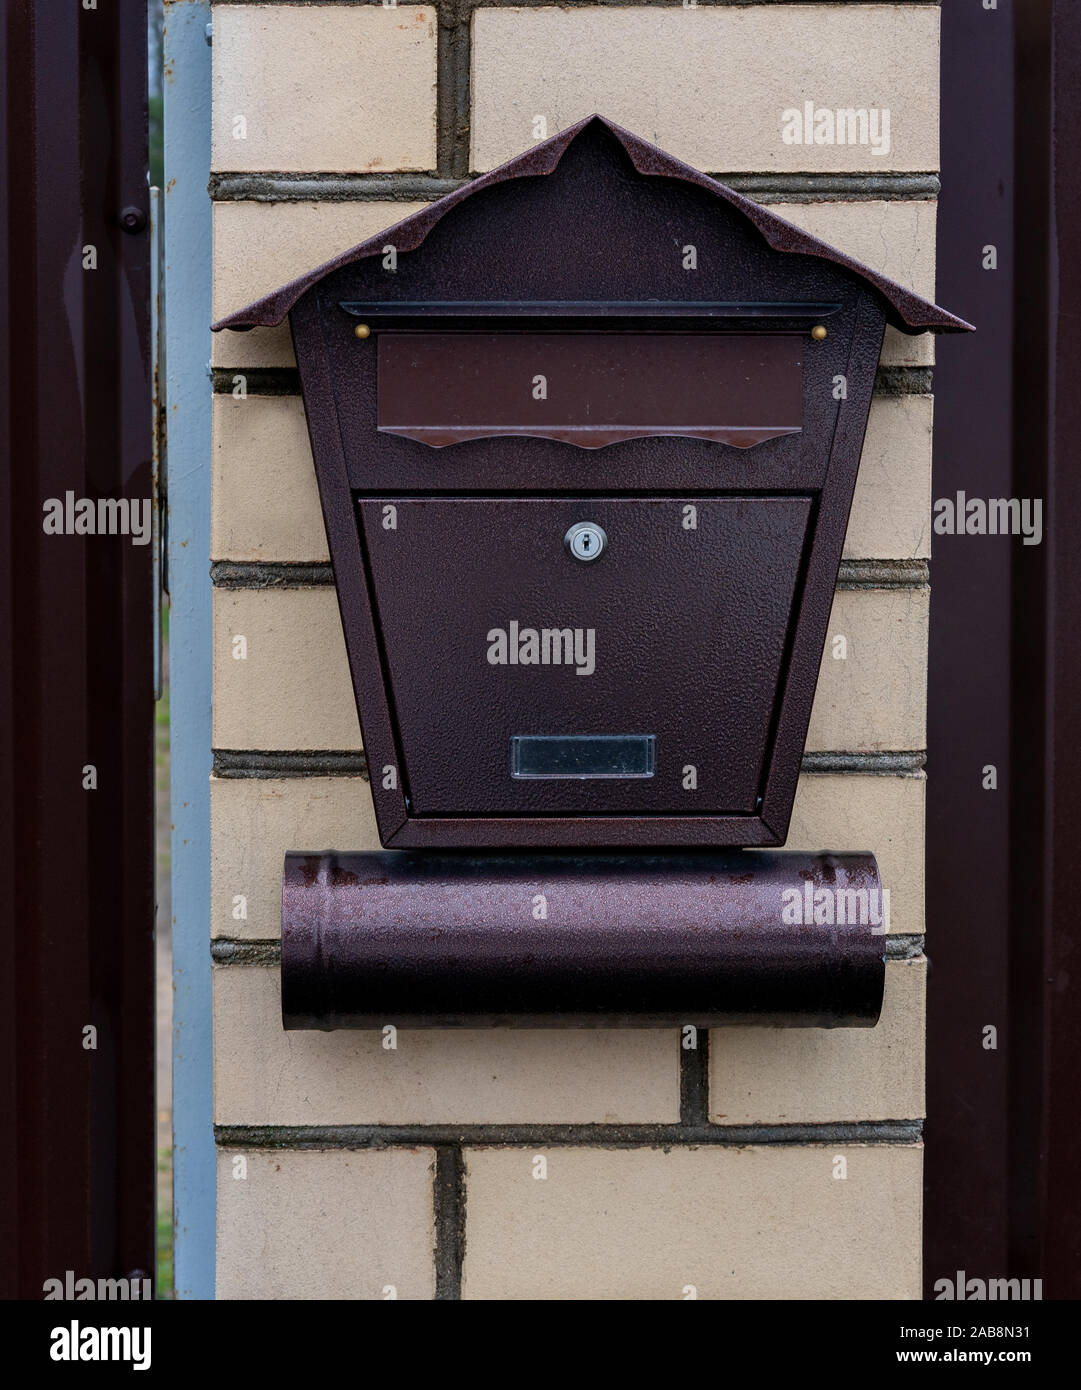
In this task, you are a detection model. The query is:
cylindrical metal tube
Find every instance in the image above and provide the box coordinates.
[281,850,886,1029]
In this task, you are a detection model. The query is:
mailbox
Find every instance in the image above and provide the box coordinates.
[216,115,969,852]
[214,116,970,1027]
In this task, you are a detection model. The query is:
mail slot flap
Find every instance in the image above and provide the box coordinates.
[377,332,803,449]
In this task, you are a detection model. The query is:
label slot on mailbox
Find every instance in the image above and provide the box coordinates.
[512,734,656,780]
[377,332,803,449]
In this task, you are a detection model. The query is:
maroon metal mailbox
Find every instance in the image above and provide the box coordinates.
[214,115,971,852]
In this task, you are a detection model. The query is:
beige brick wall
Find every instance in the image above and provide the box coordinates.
[211,6,437,172]
[209,0,939,1301]
[213,966,680,1126]
[807,587,930,753]
[212,200,430,369]
[210,960,921,1130]
[470,7,939,174]
[216,1148,437,1299]
[710,959,926,1125]
[461,1145,922,1300]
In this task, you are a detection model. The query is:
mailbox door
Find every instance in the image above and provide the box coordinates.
[357,495,811,818]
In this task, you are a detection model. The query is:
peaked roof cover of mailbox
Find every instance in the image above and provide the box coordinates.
[212,115,973,336]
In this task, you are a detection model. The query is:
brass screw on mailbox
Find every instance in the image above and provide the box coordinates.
[211,115,973,1031]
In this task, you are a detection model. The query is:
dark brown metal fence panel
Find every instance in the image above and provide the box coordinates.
[930,0,1081,1299]
[926,0,1015,1293]
[0,0,153,1297]
[1011,0,1081,1299]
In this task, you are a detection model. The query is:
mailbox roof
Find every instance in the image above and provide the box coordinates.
[212,115,974,336]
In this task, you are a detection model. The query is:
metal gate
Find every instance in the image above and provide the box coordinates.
[0,0,154,1296]
[929,0,1081,1298]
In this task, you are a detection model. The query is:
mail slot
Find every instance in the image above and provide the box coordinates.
[214,115,970,853]
[375,332,803,448]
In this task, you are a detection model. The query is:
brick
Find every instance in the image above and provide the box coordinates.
[212,589,361,751]
[212,394,328,563]
[786,772,925,935]
[213,966,679,1125]
[211,200,430,368]
[844,396,933,561]
[211,5,436,173]
[212,586,926,754]
[215,1148,435,1299]
[461,1144,922,1299]
[471,7,939,174]
[213,322,294,373]
[774,200,937,309]
[710,959,926,1125]
[806,587,928,752]
[209,390,930,564]
[210,775,377,940]
[882,327,932,371]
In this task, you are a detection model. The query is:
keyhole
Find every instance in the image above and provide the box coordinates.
[565,521,607,563]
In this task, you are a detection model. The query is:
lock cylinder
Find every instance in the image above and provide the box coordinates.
[565,521,607,561]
